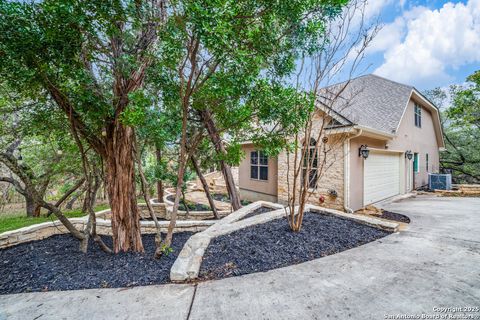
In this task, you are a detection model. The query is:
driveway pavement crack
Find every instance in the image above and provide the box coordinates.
[186,283,198,320]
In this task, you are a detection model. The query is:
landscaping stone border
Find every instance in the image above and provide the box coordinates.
[161,197,231,220]
[170,202,399,281]
[0,209,215,249]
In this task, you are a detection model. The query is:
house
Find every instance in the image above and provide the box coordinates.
[238,74,445,212]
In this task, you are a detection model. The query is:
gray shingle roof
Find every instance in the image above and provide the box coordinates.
[318,74,414,135]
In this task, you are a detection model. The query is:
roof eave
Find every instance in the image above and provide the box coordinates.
[354,125,396,139]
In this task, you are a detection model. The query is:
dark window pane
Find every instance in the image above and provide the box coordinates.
[259,151,268,165]
[259,166,268,180]
[303,148,318,168]
[250,151,258,164]
[309,169,318,188]
[250,165,258,179]
[311,149,318,168]
[414,105,422,128]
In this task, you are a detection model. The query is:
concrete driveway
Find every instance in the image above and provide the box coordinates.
[1,195,479,320]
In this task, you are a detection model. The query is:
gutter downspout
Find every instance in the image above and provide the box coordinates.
[344,128,363,213]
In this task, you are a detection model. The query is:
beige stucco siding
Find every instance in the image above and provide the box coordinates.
[348,98,440,211]
[238,144,278,201]
[349,136,388,211]
[389,99,440,187]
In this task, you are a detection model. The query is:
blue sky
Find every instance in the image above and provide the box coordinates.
[358,0,480,90]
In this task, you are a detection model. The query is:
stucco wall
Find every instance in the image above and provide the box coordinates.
[348,97,440,211]
[389,98,440,187]
[349,136,388,211]
[238,144,278,201]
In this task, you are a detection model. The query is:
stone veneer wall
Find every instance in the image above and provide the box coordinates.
[0,209,215,249]
[276,112,346,211]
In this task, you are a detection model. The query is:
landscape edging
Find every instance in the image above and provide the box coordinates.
[170,202,399,281]
[0,209,216,249]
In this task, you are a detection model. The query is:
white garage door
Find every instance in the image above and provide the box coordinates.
[364,152,401,205]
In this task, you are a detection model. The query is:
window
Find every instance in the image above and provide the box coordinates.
[413,153,419,173]
[302,138,319,189]
[426,153,429,172]
[250,150,268,181]
[414,104,422,128]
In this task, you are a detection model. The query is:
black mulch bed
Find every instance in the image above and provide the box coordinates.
[376,210,411,223]
[240,206,274,220]
[199,212,391,280]
[0,233,193,295]
[212,193,252,206]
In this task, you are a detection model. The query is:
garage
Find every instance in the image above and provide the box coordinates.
[363,151,401,205]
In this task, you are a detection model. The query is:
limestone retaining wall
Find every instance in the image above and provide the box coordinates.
[0,209,215,249]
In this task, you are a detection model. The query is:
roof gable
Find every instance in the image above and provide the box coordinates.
[318,74,413,134]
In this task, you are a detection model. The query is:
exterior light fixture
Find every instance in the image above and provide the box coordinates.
[359,145,369,159]
[405,150,413,160]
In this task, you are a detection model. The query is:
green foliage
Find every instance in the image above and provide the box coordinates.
[447,71,480,128]
[160,244,173,256]
[426,70,480,183]
[0,203,110,234]
[0,0,348,214]
[153,0,347,165]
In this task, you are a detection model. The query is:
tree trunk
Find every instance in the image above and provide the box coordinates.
[181,189,190,215]
[47,178,85,216]
[156,147,164,203]
[105,123,144,253]
[199,109,241,210]
[191,155,219,219]
[26,195,41,217]
[65,186,86,209]
[81,192,89,213]
[135,137,163,258]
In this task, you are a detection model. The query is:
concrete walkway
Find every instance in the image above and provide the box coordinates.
[1,195,479,320]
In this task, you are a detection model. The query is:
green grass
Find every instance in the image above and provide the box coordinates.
[0,204,110,234]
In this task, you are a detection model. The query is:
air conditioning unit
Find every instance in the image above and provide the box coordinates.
[428,173,452,190]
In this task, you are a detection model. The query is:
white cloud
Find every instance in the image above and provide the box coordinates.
[363,0,394,21]
[373,0,480,87]
[367,16,406,53]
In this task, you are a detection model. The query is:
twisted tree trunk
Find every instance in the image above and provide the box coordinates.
[105,123,144,253]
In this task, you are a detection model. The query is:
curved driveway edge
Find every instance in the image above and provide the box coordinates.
[189,196,480,319]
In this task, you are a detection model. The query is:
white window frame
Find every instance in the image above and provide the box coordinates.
[302,138,319,189]
[414,104,422,128]
[250,150,268,181]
